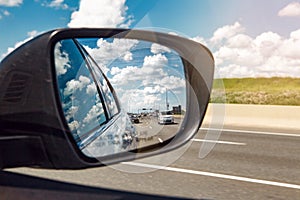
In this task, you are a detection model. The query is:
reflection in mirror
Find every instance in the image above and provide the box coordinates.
[54,37,186,158]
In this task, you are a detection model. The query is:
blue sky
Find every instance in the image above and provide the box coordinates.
[1,0,300,78]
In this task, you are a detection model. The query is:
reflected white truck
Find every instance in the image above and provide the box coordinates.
[158,111,174,124]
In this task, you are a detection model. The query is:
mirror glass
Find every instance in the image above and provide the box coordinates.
[54,37,186,158]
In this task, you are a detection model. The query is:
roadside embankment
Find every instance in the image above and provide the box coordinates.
[202,104,300,131]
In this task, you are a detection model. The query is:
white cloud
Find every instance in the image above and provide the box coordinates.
[227,34,253,49]
[3,10,10,16]
[110,65,140,85]
[110,53,186,111]
[110,53,168,86]
[154,76,185,91]
[1,36,33,60]
[278,2,300,17]
[119,88,162,112]
[1,30,42,60]
[84,38,139,74]
[83,102,104,124]
[207,22,300,78]
[86,83,97,96]
[279,29,300,59]
[54,42,71,76]
[0,0,22,7]
[44,0,69,10]
[68,120,80,132]
[123,52,133,61]
[143,53,168,68]
[68,0,131,28]
[151,43,171,54]
[65,106,79,121]
[64,76,91,96]
[254,32,282,58]
[27,30,38,37]
[192,36,207,46]
[211,22,245,44]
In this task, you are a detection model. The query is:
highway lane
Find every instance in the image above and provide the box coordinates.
[184,128,300,185]
[6,126,300,199]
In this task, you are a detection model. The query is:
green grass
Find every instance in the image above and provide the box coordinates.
[210,77,300,106]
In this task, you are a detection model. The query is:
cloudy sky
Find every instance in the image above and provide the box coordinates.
[0,0,300,78]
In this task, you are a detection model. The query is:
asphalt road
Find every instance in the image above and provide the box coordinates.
[6,125,300,200]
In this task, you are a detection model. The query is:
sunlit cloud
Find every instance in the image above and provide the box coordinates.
[210,22,245,44]
[27,30,38,37]
[150,43,171,54]
[83,102,104,124]
[110,53,168,86]
[278,2,300,17]
[3,10,10,16]
[206,22,300,78]
[54,42,71,75]
[64,75,91,96]
[68,120,80,132]
[1,30,40,60]
[68,0,132,28]
[0,0,22,7]
[192,36,207,46]
[86,83,97,96]
[84,38,139,75]
[0,36,33,60]
[43,0,69,10]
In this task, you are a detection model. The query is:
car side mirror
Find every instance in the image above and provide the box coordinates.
[0,29,214,169]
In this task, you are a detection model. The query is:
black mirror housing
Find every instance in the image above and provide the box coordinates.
[0,28,214,169]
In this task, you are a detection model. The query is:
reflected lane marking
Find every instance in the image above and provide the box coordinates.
[200,128,300,137]
[122,162,300,190]
[192,139,246,146]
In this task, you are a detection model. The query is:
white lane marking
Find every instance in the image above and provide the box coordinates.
[200,128,300,138]
[122,162,300,190]
[192,139,246,146]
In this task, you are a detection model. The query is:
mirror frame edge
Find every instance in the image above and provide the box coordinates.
[49,28,215,168]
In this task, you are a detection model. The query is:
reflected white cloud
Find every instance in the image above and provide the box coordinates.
[110,53,169,87]
[64,75,91,96]
[86,83,97,96]
[151,43,171,54]
[84,38,139,75]
[68,120,80,132]
[153,76,185,93]
[66,106,79,121]
[54,42,71,75]
[83,102,104,124]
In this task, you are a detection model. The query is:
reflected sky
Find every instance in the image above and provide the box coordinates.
[78,38,187,114]
[54,37,187,155]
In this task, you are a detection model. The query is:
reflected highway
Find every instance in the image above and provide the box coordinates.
[134,115,183,147]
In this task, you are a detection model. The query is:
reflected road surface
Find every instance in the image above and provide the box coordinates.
[134,115,183,147]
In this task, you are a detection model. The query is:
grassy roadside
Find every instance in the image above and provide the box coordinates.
[210,77,300,106]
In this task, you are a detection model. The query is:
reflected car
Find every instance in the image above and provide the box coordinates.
[158,111,174,124]
[129,114,140,124]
